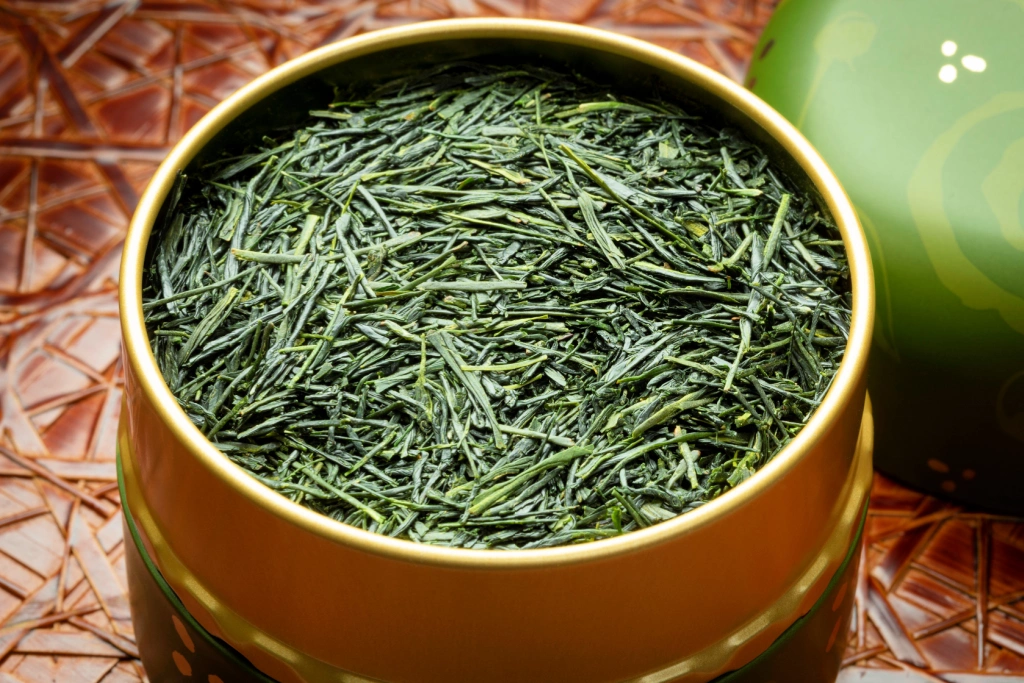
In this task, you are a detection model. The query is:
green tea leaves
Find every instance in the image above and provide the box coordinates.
[143,63,851,549]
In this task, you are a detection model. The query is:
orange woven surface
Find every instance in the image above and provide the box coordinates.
[0,1,1021,681]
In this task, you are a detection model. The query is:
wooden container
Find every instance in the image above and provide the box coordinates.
[118,19,875,683]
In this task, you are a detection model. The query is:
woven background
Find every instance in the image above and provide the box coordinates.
[0,1,1022,681]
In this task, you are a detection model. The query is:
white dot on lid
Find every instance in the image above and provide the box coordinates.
[941,40,958,57]
[962,55,987,72]
[939,64,958,83]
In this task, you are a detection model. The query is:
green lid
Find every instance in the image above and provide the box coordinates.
[748,0,1024,513]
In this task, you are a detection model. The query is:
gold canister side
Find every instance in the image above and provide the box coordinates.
[120,398,873,683]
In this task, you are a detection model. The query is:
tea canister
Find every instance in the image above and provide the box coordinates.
[118,19,876,683]
[747,0,1024,513]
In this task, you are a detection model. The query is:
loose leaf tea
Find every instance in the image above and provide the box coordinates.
[143,63,852,549]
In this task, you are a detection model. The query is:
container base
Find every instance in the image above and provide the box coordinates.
[120,453,866,683]
[712,504,864,682]
[122,470,276,682]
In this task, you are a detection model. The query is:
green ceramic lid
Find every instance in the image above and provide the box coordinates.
[748,0,1024,513]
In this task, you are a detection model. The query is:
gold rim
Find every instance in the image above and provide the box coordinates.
[119,17,874,569]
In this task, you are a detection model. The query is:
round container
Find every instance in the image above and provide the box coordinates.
[746,0,1024,514]
[118,19,875,683]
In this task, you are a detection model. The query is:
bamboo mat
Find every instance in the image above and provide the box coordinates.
[0,1,1022,681]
